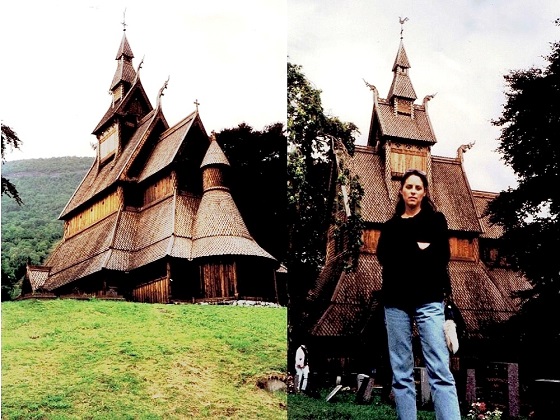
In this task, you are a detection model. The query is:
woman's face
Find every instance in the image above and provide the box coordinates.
[400,174,426,211]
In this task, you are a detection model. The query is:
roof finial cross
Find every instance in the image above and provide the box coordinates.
[194,99,200,111]
[399,16,409,39]
[121,8,127,32]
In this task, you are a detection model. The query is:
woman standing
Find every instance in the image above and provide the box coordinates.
[376,169,461,420]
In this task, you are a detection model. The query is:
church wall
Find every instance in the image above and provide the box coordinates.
[200,258,238,299]
[64,189,121,238]
[132,276,170,303]
[389,144,428,176]
[143,173,175,207]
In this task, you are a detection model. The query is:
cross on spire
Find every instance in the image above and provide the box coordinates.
[121,8,127,31]
[194,99,200,111]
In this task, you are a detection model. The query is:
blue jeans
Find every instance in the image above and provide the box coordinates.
[385,302,461,420]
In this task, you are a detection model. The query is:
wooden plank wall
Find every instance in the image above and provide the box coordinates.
[65,190,121,237]
[201,261,237,298]
[143,175,175,206]
[132,277,170,303]
[390,146,427,175]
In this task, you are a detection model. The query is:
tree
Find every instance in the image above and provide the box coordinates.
[1,123,23,205]
[287,62,364,343]
[488,19,560,379]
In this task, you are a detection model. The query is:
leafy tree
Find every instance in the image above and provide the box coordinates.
[287,62,364,344]
[488,19,560,379]
[1,123,23,205]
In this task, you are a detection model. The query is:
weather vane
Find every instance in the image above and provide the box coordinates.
[399,16,409,39]
[121,8,127,31]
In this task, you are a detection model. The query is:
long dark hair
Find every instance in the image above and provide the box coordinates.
[394,169,437,215]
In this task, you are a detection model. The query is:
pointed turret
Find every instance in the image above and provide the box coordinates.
[387,39,417,103]
[109,30,136,102]
[192,135,275,261]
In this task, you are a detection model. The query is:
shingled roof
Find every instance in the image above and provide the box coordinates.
[472,190,504,239]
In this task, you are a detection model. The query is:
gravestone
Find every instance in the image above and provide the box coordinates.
[483,362,519,418]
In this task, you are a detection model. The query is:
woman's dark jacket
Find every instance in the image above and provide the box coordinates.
[376,208,451,309]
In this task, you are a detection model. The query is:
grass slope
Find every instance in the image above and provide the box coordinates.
[1,300,287,419]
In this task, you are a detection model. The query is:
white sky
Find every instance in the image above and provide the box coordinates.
[288,0,560,192]
[2,2,560,194]
[1,0,286,161]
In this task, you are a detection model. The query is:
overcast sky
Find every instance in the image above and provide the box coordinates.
[1,0,286,161]
[288,0,560,192]
[2,1,560,194]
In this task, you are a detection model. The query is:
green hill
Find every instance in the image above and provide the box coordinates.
[1,299,287,419]
[1,157,94,281]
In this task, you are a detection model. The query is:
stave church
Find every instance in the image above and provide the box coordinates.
[23,25,279,304]
[303,26,531,375]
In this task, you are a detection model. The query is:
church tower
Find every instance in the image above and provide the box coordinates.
[366,20,437,197]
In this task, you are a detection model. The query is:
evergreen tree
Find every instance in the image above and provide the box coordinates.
[488,19,560,379]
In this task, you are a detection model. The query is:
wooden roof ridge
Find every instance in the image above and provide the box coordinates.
[118,106,167,181]
[472,190,499,199]
[160,109,198,139]
[57,158,98,220]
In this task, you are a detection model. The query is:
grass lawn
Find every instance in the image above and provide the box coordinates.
[287,389,441,419]
[1,299,287,419]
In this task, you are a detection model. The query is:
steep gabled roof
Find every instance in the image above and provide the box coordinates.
[431,156,481,233]
[60,109,161,218]
[92,77,153,135]
[137,111,205,182]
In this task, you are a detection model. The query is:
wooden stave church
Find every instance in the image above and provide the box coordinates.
[23,28,279,304]
[303,33,532,375]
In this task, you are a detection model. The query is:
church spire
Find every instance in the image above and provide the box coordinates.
[387,17,417,102]
[109,14,136,98]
